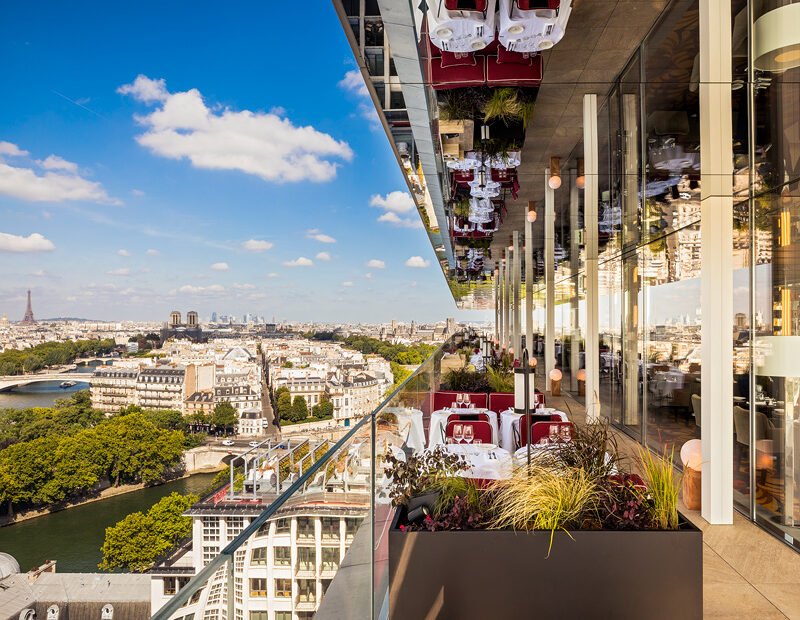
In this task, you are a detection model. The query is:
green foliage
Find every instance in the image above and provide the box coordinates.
[290,396,309,421]
[338,335,437,366]
[99,492,198,572]
[0,409,185,515]
[637,445,679,530]
[390,361,411,390]
[311,397,334,420]
[384,446,467,507]
[0,390,102,447]
[441,367,490,393]
[0,339,115,375]
[281,361,294,368]
[486,367,514,393]
[276,391,293,422]
[211,402,238,432]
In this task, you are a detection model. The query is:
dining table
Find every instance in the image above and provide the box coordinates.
[428,408,499,448]
[443,443,513,480]
[383,407,426,453]
[498,408,569,451]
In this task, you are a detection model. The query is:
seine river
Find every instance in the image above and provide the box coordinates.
[0,374,216,572]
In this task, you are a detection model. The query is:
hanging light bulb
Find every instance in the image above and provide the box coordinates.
[575,158,585,189]
[527,201,537,223]
[548,157,562,189]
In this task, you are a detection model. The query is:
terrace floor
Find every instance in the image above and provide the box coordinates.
[551,391,800,619]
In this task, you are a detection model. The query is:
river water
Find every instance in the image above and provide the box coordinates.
[0,368,216,573]
[0,472,216,572]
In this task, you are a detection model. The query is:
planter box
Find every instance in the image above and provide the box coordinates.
[388,509,702,619]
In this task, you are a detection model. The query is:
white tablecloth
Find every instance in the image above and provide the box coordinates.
[444,443,513,480]
[428,408,499,448]
[384,407,426,453]
[499,408,568,451]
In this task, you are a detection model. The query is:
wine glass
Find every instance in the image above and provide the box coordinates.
[464,426,474,445]
[549,424,559,443]
[560,425,572,442]
[453,424,464,443]
[456,393,464,407]
[464,393,472,407]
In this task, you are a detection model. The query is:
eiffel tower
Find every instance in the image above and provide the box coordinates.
[21,289,36,325]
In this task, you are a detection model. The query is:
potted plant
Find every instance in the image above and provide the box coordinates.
[385,423,702,619]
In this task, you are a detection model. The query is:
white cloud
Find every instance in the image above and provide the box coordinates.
[242,239,273,252]
[119,75,353,183]
[366,259,385,269]
[405,256,430,268]
[342,281,354,287]
[132,189,145,197]
[31,269,47,277]
[377,211,423,228]
[146,248,160,256]
[118,249,130,257]
[233,283,256,290]
[211,262,229,271]
[365,272,373,279]
[177,283,225,296]
[107,267,130,276]
[39,155,78,173]
[117,75,169,103]
[283,257,313,267]
[306,229,336,244]
[0,142,120,205]
[315,251,331,261]
[338,70,370,97]
[267,272,279,278]
[370,191,415,213]
[0,142,28,157]
[0,232,55,253]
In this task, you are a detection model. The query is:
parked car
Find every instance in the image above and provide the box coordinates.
[248,441,261,447]
[221,439,235,446]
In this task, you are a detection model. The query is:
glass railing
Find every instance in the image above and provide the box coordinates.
[150,331,470,620]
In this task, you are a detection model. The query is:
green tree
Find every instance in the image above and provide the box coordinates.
[311,397,334,420]
[290,396,309,422]
[143,409,187,432]
[277,392,293,422]
[281,361,294,368]
[211,402,238,434]
[99,492,198,572]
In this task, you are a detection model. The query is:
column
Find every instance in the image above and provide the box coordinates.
[513,230,522,356]
[700,0,734,524]
[622,93,641,426]
[545,168,555,391]
[569,169,580,392]
[497,260,505,349]
[504,255,512,351]
[525,214,534,356]
[583,94,600,422]
[494,264,500,344]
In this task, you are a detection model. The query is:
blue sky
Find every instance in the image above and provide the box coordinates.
[0,2,485,323]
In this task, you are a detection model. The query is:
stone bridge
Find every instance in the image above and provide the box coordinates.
[0,373,96,392]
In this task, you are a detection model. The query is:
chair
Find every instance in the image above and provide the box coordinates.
[516,414,563,448]
[733,405,773,468]
[691,394,701,428]
[445,420,494,444]
[433,391,461,411]
[488,392,515,413]
[463,392,488,408]
[452,412,491,423]
[531,421,574,445]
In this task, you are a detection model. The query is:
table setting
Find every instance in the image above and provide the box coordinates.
[428,407,499,448]
[498,407,568,451]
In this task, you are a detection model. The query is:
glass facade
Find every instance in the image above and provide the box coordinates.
[526,0,800,550]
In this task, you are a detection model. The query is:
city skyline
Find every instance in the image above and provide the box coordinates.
[0,2,492,324]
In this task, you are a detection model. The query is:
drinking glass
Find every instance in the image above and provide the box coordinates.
[453,424,464,443]
[474,438,482,445]
[549,425,559,443]
[560,425,572,442]
[456,393,464,406]
[464,426,474,444]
